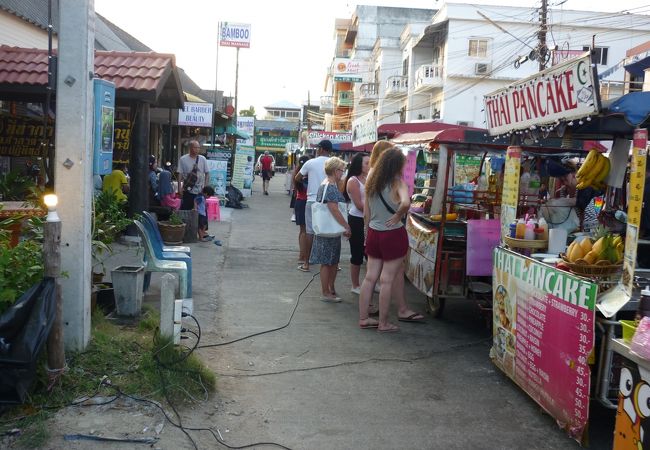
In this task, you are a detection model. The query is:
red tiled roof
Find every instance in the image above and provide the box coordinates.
[0,46,183,106]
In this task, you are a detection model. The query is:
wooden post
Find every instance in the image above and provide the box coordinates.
[44,220,65,376]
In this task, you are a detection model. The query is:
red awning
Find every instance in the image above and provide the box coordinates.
[377,121,482,139]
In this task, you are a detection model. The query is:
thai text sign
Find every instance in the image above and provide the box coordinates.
[484,53,599,135]
[220,22,251,48]
[255,135,295,148]
[0,115,53,157]
[352,110,377,146]
[178,102,213,128]
[333,58,367,83]
[500,146,521,240]
[492,248,597,443]
[112,120,131,163]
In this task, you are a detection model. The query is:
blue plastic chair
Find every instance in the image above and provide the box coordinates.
[134,220,192,298]
[142,211,190,255]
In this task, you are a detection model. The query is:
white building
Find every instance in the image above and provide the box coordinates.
[332,2,650,135]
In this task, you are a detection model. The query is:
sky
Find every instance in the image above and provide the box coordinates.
[94,0,650,118]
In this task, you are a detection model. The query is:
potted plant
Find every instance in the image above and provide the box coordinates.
[157,211,186,245]
[91,190,133,281]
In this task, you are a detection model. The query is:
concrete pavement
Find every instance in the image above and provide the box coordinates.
[105,175,615,449]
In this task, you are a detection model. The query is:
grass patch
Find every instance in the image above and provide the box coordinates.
[0,308,215,448]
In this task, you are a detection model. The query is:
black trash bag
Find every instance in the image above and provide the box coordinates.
[225,185,246,209]
[0,278,56,404]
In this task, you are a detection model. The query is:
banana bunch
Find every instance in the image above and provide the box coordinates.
[565,234,623,265]
[576,149,610,190]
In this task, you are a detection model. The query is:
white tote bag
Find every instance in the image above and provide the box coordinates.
[311,183,347,237]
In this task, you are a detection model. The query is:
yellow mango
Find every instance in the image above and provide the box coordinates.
[570,244,585,262]
[579,238,593,254]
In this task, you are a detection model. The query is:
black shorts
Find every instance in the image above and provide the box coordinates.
[198,214,208,230]
[262,170,272,181]
[294,199,306,226]
[348,214,365,265]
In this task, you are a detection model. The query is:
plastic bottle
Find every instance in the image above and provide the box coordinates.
[509,223,517,238]
[538,217,548,241]
[515,218,526,239]
[529,172,541,197]
[524,220,535,240]
[635,286,650,324]
[520,172,531,204]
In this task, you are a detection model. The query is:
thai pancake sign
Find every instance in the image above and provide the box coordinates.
[484,53,600,136]
[491,248,598,443]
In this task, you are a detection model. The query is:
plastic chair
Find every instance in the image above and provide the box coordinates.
[133,220,188,299]
[141,211,190,255]
[137,219,193,297]
[205,197,221,221]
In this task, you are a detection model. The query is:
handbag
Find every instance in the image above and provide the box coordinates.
[311,183,347,237]
[378,191,406,225]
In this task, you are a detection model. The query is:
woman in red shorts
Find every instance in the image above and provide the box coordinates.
[358,147,424,332]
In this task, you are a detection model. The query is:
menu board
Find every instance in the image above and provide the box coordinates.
[500,146,521,240]
[231,145,255,197]
[492,248,597,443]
[622,130,648,296]
[405,215,439,297]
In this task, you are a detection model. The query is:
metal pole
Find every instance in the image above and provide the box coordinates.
[212,22,221,151]
[45,218,64,380]
[538,0,548,71]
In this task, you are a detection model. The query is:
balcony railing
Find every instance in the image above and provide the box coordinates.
[359,83,378,103]
[320,96,333,112]
[385,76,408,97]
[337,90,353,107]
[414,64,443,91]
[599,79,644,100]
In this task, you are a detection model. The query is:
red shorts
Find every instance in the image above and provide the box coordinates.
[365,227,408,261]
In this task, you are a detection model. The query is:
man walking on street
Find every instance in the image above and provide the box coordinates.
[294,139,331,272]
[178,140,210,210]
[258,150,275,195]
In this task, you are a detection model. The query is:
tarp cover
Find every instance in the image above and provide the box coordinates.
[606,91,650,127]
[0,277,55,404]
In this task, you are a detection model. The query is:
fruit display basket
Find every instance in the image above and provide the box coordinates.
[559,254,623,277]
[504,236,548,250]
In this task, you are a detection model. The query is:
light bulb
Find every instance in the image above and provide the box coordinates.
[44,194,58,208]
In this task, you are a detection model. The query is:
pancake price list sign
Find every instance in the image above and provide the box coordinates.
[491,248,597,443]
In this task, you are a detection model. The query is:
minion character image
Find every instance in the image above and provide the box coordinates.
[614,365,650,450]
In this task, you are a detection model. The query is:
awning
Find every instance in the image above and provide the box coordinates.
[377,121,473,139]
[569,91,650,139]
[624,56,650,77]
[215,125,250,140]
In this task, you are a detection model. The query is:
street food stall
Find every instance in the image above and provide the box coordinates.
[483,52,650,446]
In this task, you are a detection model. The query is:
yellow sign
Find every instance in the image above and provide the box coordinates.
[622,130,648,296]
[500,146,522,240]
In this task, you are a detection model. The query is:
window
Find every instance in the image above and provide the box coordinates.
[583,46,608,65]
[468,39,488,58]
[402,57,409,76]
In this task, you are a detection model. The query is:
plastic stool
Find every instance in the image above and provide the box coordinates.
[206,197,221,221]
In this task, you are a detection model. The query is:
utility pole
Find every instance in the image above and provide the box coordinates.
[212,22,221,151]
[55,0,94,350]
[538,0,548,71]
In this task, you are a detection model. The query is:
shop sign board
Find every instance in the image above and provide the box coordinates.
[352,110,377,147]
[0,115,53,157]
[405,216,439,297]
[237,116,254,146]
[255,135,295,148]
[332,58,367,83]
[492,247,597,443]
[307,131,352,146]
[178,102,213,128]
[500,146,521,241]
[220,22,251,48]
[231,144,255,197]
[206,148,232,197]
[484,53,599,135]
[622,129,648,296]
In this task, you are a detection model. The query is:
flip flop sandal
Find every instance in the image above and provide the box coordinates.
[398,313,426,323]
[297,266,310,272]
[359,319,379,329]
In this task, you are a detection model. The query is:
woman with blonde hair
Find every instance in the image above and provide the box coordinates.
[359,146,424,331]
[309,157,351,302]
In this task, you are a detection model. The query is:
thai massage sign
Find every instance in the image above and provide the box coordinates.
[0,115,53,157]
[220,22,251,48]
[492,248,598,444]
[484,53,599,136]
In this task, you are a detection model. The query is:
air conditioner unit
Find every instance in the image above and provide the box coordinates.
[475,63,491,75]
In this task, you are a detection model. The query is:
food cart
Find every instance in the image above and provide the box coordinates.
[484,52,649,445]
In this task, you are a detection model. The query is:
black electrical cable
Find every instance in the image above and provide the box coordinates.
[198,271,319,349]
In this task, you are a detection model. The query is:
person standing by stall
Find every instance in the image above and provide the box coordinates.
[360,147,424,331]
[294,155,311,269]
[295,140,332,272]
[345,153,370,295]
[308,157,351,302]
[178,140,209,210]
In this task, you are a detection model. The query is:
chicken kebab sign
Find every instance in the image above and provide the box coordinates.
[484,52,600,136]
